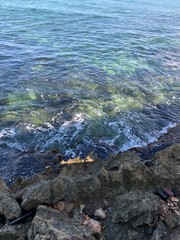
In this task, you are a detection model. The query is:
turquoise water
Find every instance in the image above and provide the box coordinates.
[0,0,180,181]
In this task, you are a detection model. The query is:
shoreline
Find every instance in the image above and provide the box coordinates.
[1,122,180,185]
[0,138,180,239]
[133,123,180,160]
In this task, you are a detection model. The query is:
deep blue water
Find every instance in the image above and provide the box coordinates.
[0,0,180,182]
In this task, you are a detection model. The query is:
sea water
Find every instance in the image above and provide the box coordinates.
[0,0,179,181]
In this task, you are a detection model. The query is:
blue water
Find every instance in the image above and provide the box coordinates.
[0,0,180,182]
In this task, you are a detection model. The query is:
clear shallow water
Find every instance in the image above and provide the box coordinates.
[0,0,180,181]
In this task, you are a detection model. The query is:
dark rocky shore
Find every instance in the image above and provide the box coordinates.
[0,136,180,239]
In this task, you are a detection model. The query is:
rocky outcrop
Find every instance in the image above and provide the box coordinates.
[7,144,179,211]
[0,144,179,239]
[27,205,96,240]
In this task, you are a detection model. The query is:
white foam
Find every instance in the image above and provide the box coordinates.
[40,94,48,103]
[25,124,35,132]
[0,128,16,139]
[25,122,54,132]
[42,113,86,151]
[64,149,76,158]
[120,122,177,152]
[0,114,177,159]
[5,141,26,152]
[37,122,55,131]
[97,119,178,155]
[157,122,177,137]
[61,113,84,127]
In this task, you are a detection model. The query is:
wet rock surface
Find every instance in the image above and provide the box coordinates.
[0,143,179,239]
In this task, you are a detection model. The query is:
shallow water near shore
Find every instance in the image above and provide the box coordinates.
[0,0,180,181]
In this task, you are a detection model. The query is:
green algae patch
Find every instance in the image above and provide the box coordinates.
[111,95,144,111]
[8,91,38,107]
[0,112,17,126]
[21,109,50,126]
[3,92,52,126]
[94,53,149,75]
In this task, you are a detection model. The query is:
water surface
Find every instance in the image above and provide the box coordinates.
[0,0,180,182]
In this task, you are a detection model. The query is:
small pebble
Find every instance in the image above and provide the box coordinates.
[64,202,74,214]
[88,219,102,234]
[167,202,173,207]
[162,187,174,197]
[85,215,90,220]
[174,210,180,216]
[170,197,179,203]
[172,189,180,197]
[80,204,85,212]
[83,204,95,218]
[156,189,168,201]
[83,220,89,226]
[52,204,58,210]
[56,201,65,212]
[94,208,106,220]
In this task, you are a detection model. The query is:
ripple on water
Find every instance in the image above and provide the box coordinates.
[0,0,180,180]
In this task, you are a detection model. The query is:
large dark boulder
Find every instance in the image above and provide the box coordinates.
[112,190,161,227]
